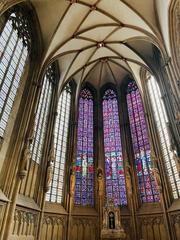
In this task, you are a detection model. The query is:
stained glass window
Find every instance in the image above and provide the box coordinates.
[147,75,180,199]
[30,65,54,164]
[126,81,160,203]
[0,11,30,138]
[75,89,94,206]
[103,89,127,206]
[46,84,71,203]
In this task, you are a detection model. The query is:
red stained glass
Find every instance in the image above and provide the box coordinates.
[126,81,160,203]
[103,89,127,206]
[75,89,94,206]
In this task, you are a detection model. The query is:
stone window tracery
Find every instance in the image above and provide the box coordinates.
[75,88,94,206]
[126,81,160,203]
[147,75,180,199]
[0,10,31,138]
[103,89,127,206]
[30,65,54,164]
[46,83,71,203]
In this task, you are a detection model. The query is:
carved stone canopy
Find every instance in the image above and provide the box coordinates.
[101,207,126,240]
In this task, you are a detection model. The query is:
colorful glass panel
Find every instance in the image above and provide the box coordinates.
[126,81,160,203]
[103,89,127,206]
[75,89,94,206]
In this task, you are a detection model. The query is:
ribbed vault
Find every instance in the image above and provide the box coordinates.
[30,0,167,92]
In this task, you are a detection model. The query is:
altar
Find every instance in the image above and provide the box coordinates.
[101,201,126,240]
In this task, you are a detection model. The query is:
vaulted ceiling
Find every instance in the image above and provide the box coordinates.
[30,0,172,92]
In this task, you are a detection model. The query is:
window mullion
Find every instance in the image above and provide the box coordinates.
[148,78,180,198]
[0,30,19,92]
[0,21,14,62]
[0,43,23,118]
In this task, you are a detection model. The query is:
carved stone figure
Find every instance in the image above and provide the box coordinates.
[49,144,55,163]
[167,124,180,176]
[70,167,76,197]
[19,140,31,179]
[166,123,180,175]
[151,168,162,193]
[172,94,180,121]
[109,212,115,229]
[150,150,158,164]
[45,135,56,192]
[45,159,53,192]
[167,123,177,153]
[70,172,76,196]
[19,116,36,179]
[97,168,104,197]
[102,208,108,228]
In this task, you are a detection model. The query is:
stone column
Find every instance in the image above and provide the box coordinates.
[96,90,105,239]
[67,82,79,240]
[142,73,173,240]
[117,85,138,240]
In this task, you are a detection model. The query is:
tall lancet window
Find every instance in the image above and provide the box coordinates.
[75,89,94,206]
[30,65,54,164]
[147,75,180,199]
[0,11,31,138]
[126,81,160,203]
[46,84,71,203]
[103,89,127,206]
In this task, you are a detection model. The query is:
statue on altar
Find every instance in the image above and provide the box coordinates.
[101,198,126,239]
[109,212,115,229]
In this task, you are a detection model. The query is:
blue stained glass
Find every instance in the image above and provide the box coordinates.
[74,89,94,206]
[103,89,127,206]
[126,81,160,203]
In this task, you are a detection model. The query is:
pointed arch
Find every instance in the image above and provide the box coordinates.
[75,88,94,206]
[102,88,127,206]
[147,75,180,199]
[0,8,31,138]
[46,83,72,203]
[126,80,160,203]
